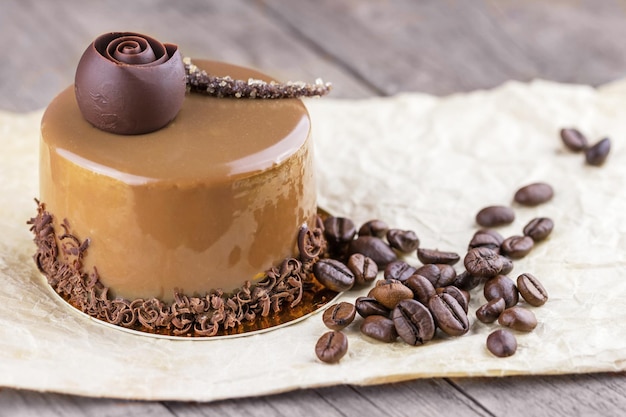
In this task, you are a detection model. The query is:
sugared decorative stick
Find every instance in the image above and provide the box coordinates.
[184,57,332,99]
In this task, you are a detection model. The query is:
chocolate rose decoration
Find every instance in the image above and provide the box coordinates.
[75,32,186,135]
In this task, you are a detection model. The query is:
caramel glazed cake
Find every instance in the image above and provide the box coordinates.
[28,32,335,337]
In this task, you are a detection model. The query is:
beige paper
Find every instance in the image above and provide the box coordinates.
[1,79,625,401]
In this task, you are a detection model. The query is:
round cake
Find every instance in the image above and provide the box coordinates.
[40,60,316,302]
[30,32,332,336]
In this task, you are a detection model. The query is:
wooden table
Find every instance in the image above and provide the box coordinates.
[1,1,625,415]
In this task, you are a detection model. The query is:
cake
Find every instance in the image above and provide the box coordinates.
[29,32,332,336]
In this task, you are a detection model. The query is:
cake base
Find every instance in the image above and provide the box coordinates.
[28,201,336,338]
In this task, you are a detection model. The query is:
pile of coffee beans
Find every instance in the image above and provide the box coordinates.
[560,128,611,166]
[313,183,555,363]
[313,125,615,363]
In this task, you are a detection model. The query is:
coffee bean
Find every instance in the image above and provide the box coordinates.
[315,330,348,363]
[347,253,378,285]
[523,217,554,242]
[428,293,469,337]
[416,248,460,265]
[464,247,504,278]
[585,137,611,166]
[501,235,534,259]
[484,275,519,308]
[436,286,470,313]
[313,259,355,292]
[360,315,398,343]
[405,274,436,305]
[387,229,420,253]
[499,255,514,275]
[468,229,504,252]
[514,182,554,206]
[560,128,588,152]
[358,219,389,238]
[517,273,549,307]
[498,306,538,332]
[384,260,417,282]
[475,205,515,227]
[476,297,506,324]
[355,296,390,318]
[414,264,457,287]
[486,329,517,357]
[322,302,356,330]
[452,270,483,291]
[324,216,357,245]
[392,299,436,346]
[349,236,398,268]
[368,279,414,309]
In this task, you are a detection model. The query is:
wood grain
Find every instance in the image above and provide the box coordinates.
[262,0,626,95]
[2,0,626,415]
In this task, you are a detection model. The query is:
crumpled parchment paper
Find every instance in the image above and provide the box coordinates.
[1,79,625,401]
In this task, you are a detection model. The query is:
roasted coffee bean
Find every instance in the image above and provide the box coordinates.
[358,219,389,238]
[498,306,538,332]
[416,248,460,265]
[585,137,611,166]
[437,286,469,313]
[475,205,515,227]
[349,236,397,268]
[517,273,549,307]
[501,235,534,259]
[368,279,414,309]
[355,296,390,318]
[451,270,484,291]
[428,293,469,336]
[347,253,378,285]
[392,299,436,346]
[324,216,357,245]
[486,329,518,357]
[464,247,504,278]
[523,217,554,242]
[476,297,506,324]
[384,260,417,282]
[468,229,504,252]
[315,330,348,363]
[414,264,457,287]
[560,128,588,152]
[322,302,356,330]
[313,259,355,292]
[484,275,519,308]
[406,274,436,305]
[387,228,420,253]
[499,255,514,275]
[360,315,398,343]
[513,182,554,207]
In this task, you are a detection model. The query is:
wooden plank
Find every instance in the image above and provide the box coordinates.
[0,388,173,417]
[452,373,626,417]
[165,380,490,417]
[261,0,626,95]
[0,0,373,112]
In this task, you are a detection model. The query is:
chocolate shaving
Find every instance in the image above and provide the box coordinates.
[184,57,332,99]
[27,201,329,337]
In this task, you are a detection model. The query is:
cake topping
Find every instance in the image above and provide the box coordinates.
[74,32,186,135]
[74,32,332,135]
[184,57,332,99]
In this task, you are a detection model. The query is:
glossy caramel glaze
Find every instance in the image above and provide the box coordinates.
[40,60,316,302]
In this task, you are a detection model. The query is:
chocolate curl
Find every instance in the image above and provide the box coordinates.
[184,57,332,99]
[28,204,329,337]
